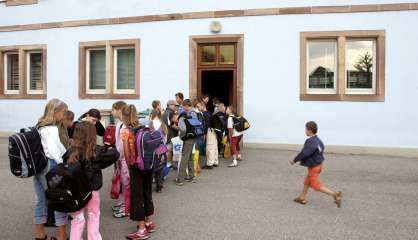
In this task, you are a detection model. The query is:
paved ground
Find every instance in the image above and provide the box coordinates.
[0,139,417,240]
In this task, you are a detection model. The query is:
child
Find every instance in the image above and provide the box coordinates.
[68,121,119,240]
[290,121,342,208]
[35,99,69,240]
[123,105,156,240]
[226,106,243,167]
[62,110,75,147]
[150,109,166,193]
[111,101,129,216]
[175,99,198,185]
[151,100,161,112]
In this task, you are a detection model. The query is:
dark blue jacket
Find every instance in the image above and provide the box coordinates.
[294,135,325,168]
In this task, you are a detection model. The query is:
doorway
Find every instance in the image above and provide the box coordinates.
[200,70,234,112]
[189,35,244,115]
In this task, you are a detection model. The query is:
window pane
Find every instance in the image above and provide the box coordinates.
[89,49,106,90]
[219,45,235,64]
[117,48,135,90]
[29,53,43,91]
[6,54,19,91]
[201,46,216,65]
[346,40,374,89]
[308,41,336,89]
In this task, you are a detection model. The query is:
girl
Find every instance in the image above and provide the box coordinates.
[226,106,243,167]
[110,101,131,218]
[122,105,156,240]
[35,99,68,240]
[68,121,119,240]
[150,109,166,193]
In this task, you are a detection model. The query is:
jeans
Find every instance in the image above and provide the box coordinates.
[33,159,68,226]
[70,191,102,240]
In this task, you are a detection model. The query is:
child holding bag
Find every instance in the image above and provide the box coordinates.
[68,121,119,240]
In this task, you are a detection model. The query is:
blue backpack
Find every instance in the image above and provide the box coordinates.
[180,111,205,141]
[136,127,168,171]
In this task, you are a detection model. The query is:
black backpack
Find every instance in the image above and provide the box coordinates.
[180,111,205,141]
[45,162,92,213]
[233,116,251,132]
[8,127,48,178]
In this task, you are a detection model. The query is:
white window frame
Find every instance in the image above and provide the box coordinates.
[26,51,44,95]
[86,48,107,94]
[306,39,338,95]
[4,52,20,95]
[345,39,377,95]
[113,46,136,94]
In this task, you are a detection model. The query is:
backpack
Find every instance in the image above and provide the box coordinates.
[45,162,92,213]
[136,127,168,171]
[8,127,48,178]
[103,124,116,146]
[233,116,251,132]
[180,111,205,141]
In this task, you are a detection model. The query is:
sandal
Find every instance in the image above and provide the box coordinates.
[334,191,342,208]
[293,197,307,205]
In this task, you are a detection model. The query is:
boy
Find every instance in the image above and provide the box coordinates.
[290,121,342,208]
[175,99,198,185]
[175,92,185,114]
[211,103,227,159]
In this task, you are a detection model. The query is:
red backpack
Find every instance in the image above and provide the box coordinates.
[103,125,116,146]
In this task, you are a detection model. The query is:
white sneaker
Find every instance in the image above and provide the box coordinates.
[237,154,243,161]
[112,202,124,212]
[113,207,129,218]
[228,160,238,167]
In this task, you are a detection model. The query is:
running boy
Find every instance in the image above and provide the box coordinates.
[290,121,342,208]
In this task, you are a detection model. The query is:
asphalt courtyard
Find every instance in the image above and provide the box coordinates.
[0,139,417,240]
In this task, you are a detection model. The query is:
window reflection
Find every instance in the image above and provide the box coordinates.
[346,40,374,89]
[220,45,235,64]
[308,41,336,90]
[201,46,216,65]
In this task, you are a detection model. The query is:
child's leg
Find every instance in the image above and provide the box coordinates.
[318,186,337,197]
[70,209,86,240]
[120,159,131,214]
[299,184,310,200]
[86,191,102,240]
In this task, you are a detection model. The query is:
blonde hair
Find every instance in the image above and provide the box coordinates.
[122,104,139,128]
[37,99,68,127]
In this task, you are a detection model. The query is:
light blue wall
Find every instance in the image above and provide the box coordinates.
[0,2,417,149]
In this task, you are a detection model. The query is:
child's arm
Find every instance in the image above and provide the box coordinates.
[293,139,317,164]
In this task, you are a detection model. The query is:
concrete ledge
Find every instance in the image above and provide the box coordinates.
[245,143,418,158]
[0,132,13,140]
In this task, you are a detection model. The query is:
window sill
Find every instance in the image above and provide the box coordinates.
[0,94,46,99]
[79,93,140,99]
[300,93,384,102]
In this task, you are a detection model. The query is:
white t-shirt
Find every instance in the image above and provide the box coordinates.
[227,115,243,137]
[39,125,66,163]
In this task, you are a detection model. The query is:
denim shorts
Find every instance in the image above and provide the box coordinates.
[33,159,68,226]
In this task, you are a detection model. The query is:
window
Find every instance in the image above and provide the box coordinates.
[0,45,47,99]
[307,40,337,94]
[300,30,385,101]
[79,39,140,99]
[198,43,236,67]
[345,39,376,94]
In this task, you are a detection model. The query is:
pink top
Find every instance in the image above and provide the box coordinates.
[115,121,126,160]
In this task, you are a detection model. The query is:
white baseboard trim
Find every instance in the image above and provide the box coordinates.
[244,142,418,158]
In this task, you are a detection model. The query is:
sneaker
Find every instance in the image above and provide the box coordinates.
[174,179,184,186]
[145,222,156,233]
[126,229,149,240]
[185,177,197,183]
[228,160,238,168]
[112,202,124,212]
[237,154,243,161]
[113,207,129,218]
[156,185,163,193]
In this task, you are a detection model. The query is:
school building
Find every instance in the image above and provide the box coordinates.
[0,0,417,157]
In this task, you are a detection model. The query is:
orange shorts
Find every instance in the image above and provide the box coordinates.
[304,164,322,191]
